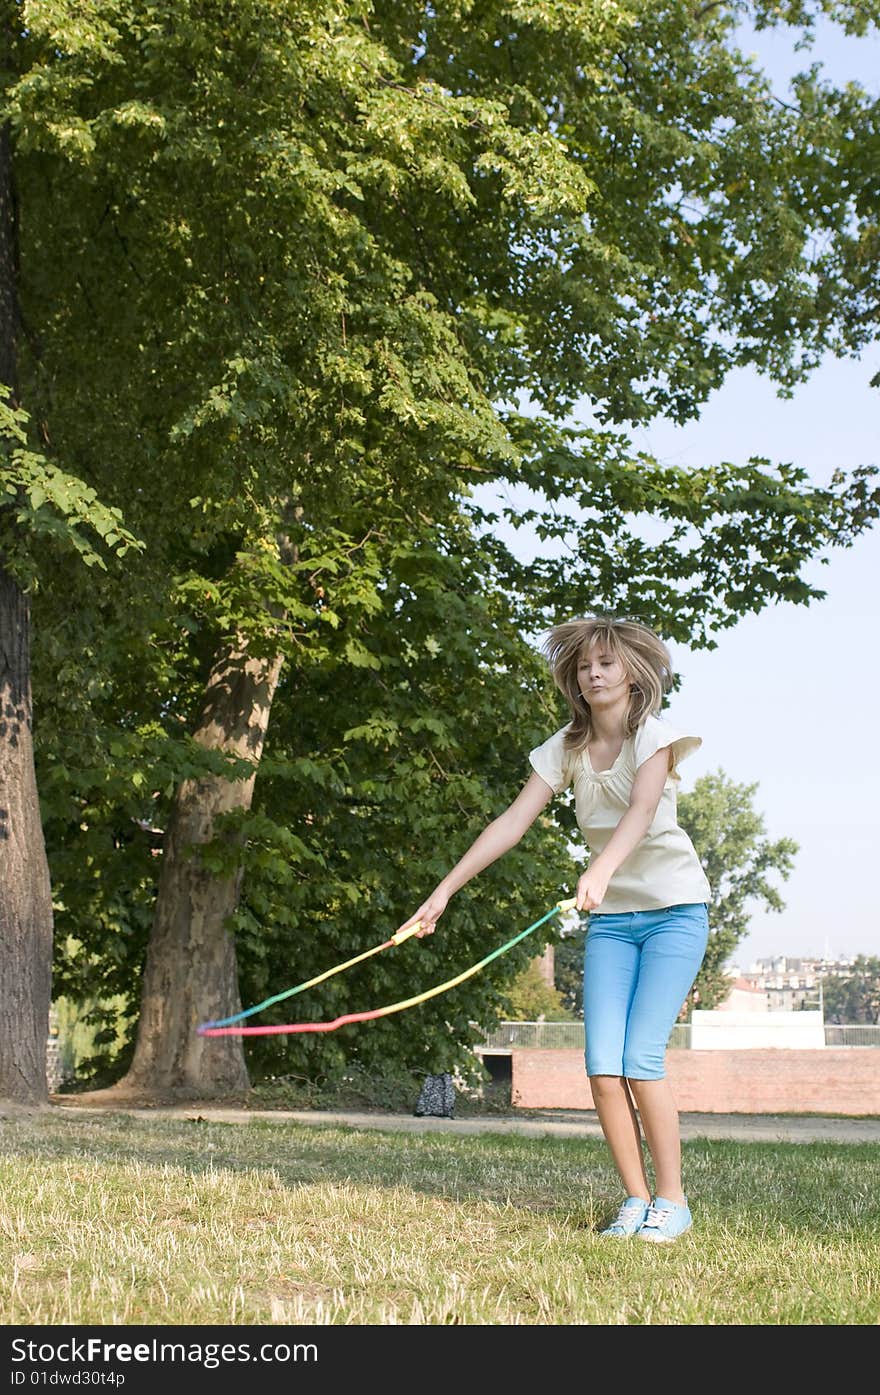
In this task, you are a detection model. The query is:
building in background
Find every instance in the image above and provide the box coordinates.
[735,955,856,1012]
[715,977,768,1013]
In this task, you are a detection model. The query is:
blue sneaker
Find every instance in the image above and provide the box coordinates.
[637,1196,693,1243]
[599,1196,650,1237]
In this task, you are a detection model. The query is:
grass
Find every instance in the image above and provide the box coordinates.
[1,1110,878,1325]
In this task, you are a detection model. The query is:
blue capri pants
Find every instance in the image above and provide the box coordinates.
[582,903,709,1080]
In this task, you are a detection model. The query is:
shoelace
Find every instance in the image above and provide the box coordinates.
[607,1200,646,1230]
[642,1203,674,1229]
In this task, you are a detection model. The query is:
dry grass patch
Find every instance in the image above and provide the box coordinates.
[1,1109,877,1324]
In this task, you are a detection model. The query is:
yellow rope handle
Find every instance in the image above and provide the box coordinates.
[390,921,423,945]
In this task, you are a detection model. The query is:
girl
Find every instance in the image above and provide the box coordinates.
[398,615,711,1242]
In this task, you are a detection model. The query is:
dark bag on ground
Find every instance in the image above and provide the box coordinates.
[414,1072,455,1118]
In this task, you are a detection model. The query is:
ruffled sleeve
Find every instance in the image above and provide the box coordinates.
[528,725,574,795]
[634,715,701,780]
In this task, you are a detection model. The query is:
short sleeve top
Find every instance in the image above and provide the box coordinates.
[528,713,711,914]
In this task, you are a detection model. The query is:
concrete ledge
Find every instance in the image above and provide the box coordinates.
[691,1009,825,1049]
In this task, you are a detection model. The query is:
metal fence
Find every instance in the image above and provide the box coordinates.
[823,1024,880,1047]
[478,1021,880,1050]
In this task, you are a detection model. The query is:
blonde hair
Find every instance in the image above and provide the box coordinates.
[541,615,674,753]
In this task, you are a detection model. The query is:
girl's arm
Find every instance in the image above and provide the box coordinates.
[575,748,671,912]
[398,771,556,938]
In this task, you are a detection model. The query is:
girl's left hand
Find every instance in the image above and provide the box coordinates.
[575,868,609,913]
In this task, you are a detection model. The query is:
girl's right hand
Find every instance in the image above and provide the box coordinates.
[397,887,450,940]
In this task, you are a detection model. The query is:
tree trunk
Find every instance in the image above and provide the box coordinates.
[120,640,283,1095]
[0,564,53,1104]
[0,110,53,1106]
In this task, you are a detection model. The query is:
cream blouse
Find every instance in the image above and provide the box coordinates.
[528,713,712,914]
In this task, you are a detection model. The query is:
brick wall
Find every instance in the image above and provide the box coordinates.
[511,1047,880,1116]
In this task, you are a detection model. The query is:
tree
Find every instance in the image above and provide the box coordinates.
[48,524,580,1091]
[677,771,798,1013]
[748,1,880,360]
[554,932,586,1019]
[1,0,142,1102]
[504,959,577,1023]
[0,84,53,1103]
[822,958,880,1025]
[5,2,880,1099]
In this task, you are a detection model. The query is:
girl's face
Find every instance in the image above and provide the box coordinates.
[577,640,630,707]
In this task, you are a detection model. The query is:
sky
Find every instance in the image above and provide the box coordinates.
[481,14,880,971]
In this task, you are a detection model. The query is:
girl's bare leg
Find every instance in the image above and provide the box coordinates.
[590,1074,651,1200]
[627,1077,685,1203]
